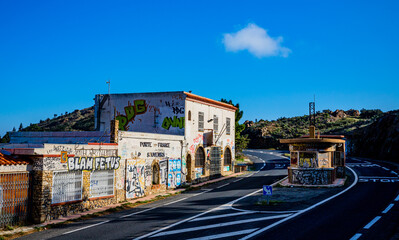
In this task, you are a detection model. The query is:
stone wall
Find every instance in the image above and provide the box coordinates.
[288,167,336,185]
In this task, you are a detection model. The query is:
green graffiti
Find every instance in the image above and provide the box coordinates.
[135,99,147,114]
[162,116,185,130]
[117,99,147,130]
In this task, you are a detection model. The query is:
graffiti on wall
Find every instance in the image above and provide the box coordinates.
[116,100,147,131]
[291,169,330,185]
[161,116,185,130]
[168,159,182,188]
[67,156,120,171]
[189,134,203,154]
[159,160,167,184]
[195,167,203,179]
[126,160,145,198]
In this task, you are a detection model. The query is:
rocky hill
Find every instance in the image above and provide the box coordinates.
[243,108,399,161]
[19,107,94,132]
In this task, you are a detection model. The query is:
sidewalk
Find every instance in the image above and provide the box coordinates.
[0,172,245,238]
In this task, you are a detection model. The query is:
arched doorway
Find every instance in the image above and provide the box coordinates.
[152,163,160,185]
[186,154,192,182]
[224,147,232,171]
[195,146,205,175]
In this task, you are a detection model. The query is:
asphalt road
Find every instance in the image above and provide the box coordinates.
[19,150,399,240]
[19,150,289,240]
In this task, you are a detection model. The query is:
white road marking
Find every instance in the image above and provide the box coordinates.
[359,176,398,179]
[233,178,243,183]
[382,167,390,171]
[364,216,381,229]
[150,214,291,237]
[121,207,157,218]
[164,198,188,206]
[395,194,399,201]
[216,183,230,189]
[133,202,233,240]
[192,189,212,197]
[240,166,359,240]
[382,204,394,214]
[189,211,253,222]
[63,220,110,235]
[392,171,399,176]
[349,233,362,240]
[186,228,259,240]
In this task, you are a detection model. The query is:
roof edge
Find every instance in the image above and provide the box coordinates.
[184,92,237,111]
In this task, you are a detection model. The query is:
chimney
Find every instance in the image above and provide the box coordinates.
[110,119,119,143]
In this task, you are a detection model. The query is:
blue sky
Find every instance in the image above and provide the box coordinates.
[1,0,398,136]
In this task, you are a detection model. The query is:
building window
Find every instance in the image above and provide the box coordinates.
[224,148,232,165]
[226,117,231,135]
[298,152,317,168]
[52,171,82,204]
[213,115,218,133]
[195,147,205,167]
[188,111,191,121]
[198,112,204,132]
[90,170,114,198]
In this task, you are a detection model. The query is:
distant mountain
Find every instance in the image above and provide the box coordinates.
[243,109,399,161]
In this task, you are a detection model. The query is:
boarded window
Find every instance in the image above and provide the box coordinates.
[90,170,114,198]
[213,115,218,133]
[290,152,298,166]
[152,164,160,185]
[195,147,205,167]
[52,171,82,204]
[198,112,204,132]
[298,152,317,168]
[226,117,231,135]
[224,148,232,166]
[188,111,191,121]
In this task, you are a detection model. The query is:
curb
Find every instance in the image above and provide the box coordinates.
[0,171,247,237]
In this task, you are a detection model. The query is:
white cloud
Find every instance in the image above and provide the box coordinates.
[223,23,291,58]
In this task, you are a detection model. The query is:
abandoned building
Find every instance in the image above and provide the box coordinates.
[0,91,236,226]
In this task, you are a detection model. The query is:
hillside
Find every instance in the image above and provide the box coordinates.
[242,108,399,161]
[19,107,94,132]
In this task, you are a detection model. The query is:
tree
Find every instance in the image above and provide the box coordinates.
[18,123,23,131]
[221,99,249,155]
[12,127,16,132]
[1,132,10,143]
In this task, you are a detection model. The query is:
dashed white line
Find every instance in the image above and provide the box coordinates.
[189,211,253,222]
[382,204,394,214]
[192,189,212,197]
[63,220,110,235]
[349,233,362,240]
[395,194,399,201]
[121,207,157,218]
[233,178,243,183]
[216,183,230,189]
[364,216,381,229]
[382,167,390,171]
[164,197,188,206]
[186,228,259,240]
[150,214,291,237]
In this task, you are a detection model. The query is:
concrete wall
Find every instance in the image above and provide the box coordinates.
[95,92,186,136]
[288,167,336,185]
[185,99,236,181]
[118,131,184,199]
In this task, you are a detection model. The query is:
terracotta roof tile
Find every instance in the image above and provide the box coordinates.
[0,153,30,166]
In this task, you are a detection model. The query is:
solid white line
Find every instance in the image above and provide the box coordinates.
[133,202,232,240]
[164,197,188,206]
[189,211,253,222]
[382,167,390,171]
[121,207,157,218]
[359,176,398,179]
[186,228,259,240]
[150,214,291,237]
[349,233,362,240]
[240,166,359,240]
[216,183,230,189]
[63,220,110,235]
[395,194,399,201]
[392,171,399,176]
[382,204,394,214]
[364,216,381,229]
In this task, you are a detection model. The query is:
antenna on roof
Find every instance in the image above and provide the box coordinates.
[106,79,111,96]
